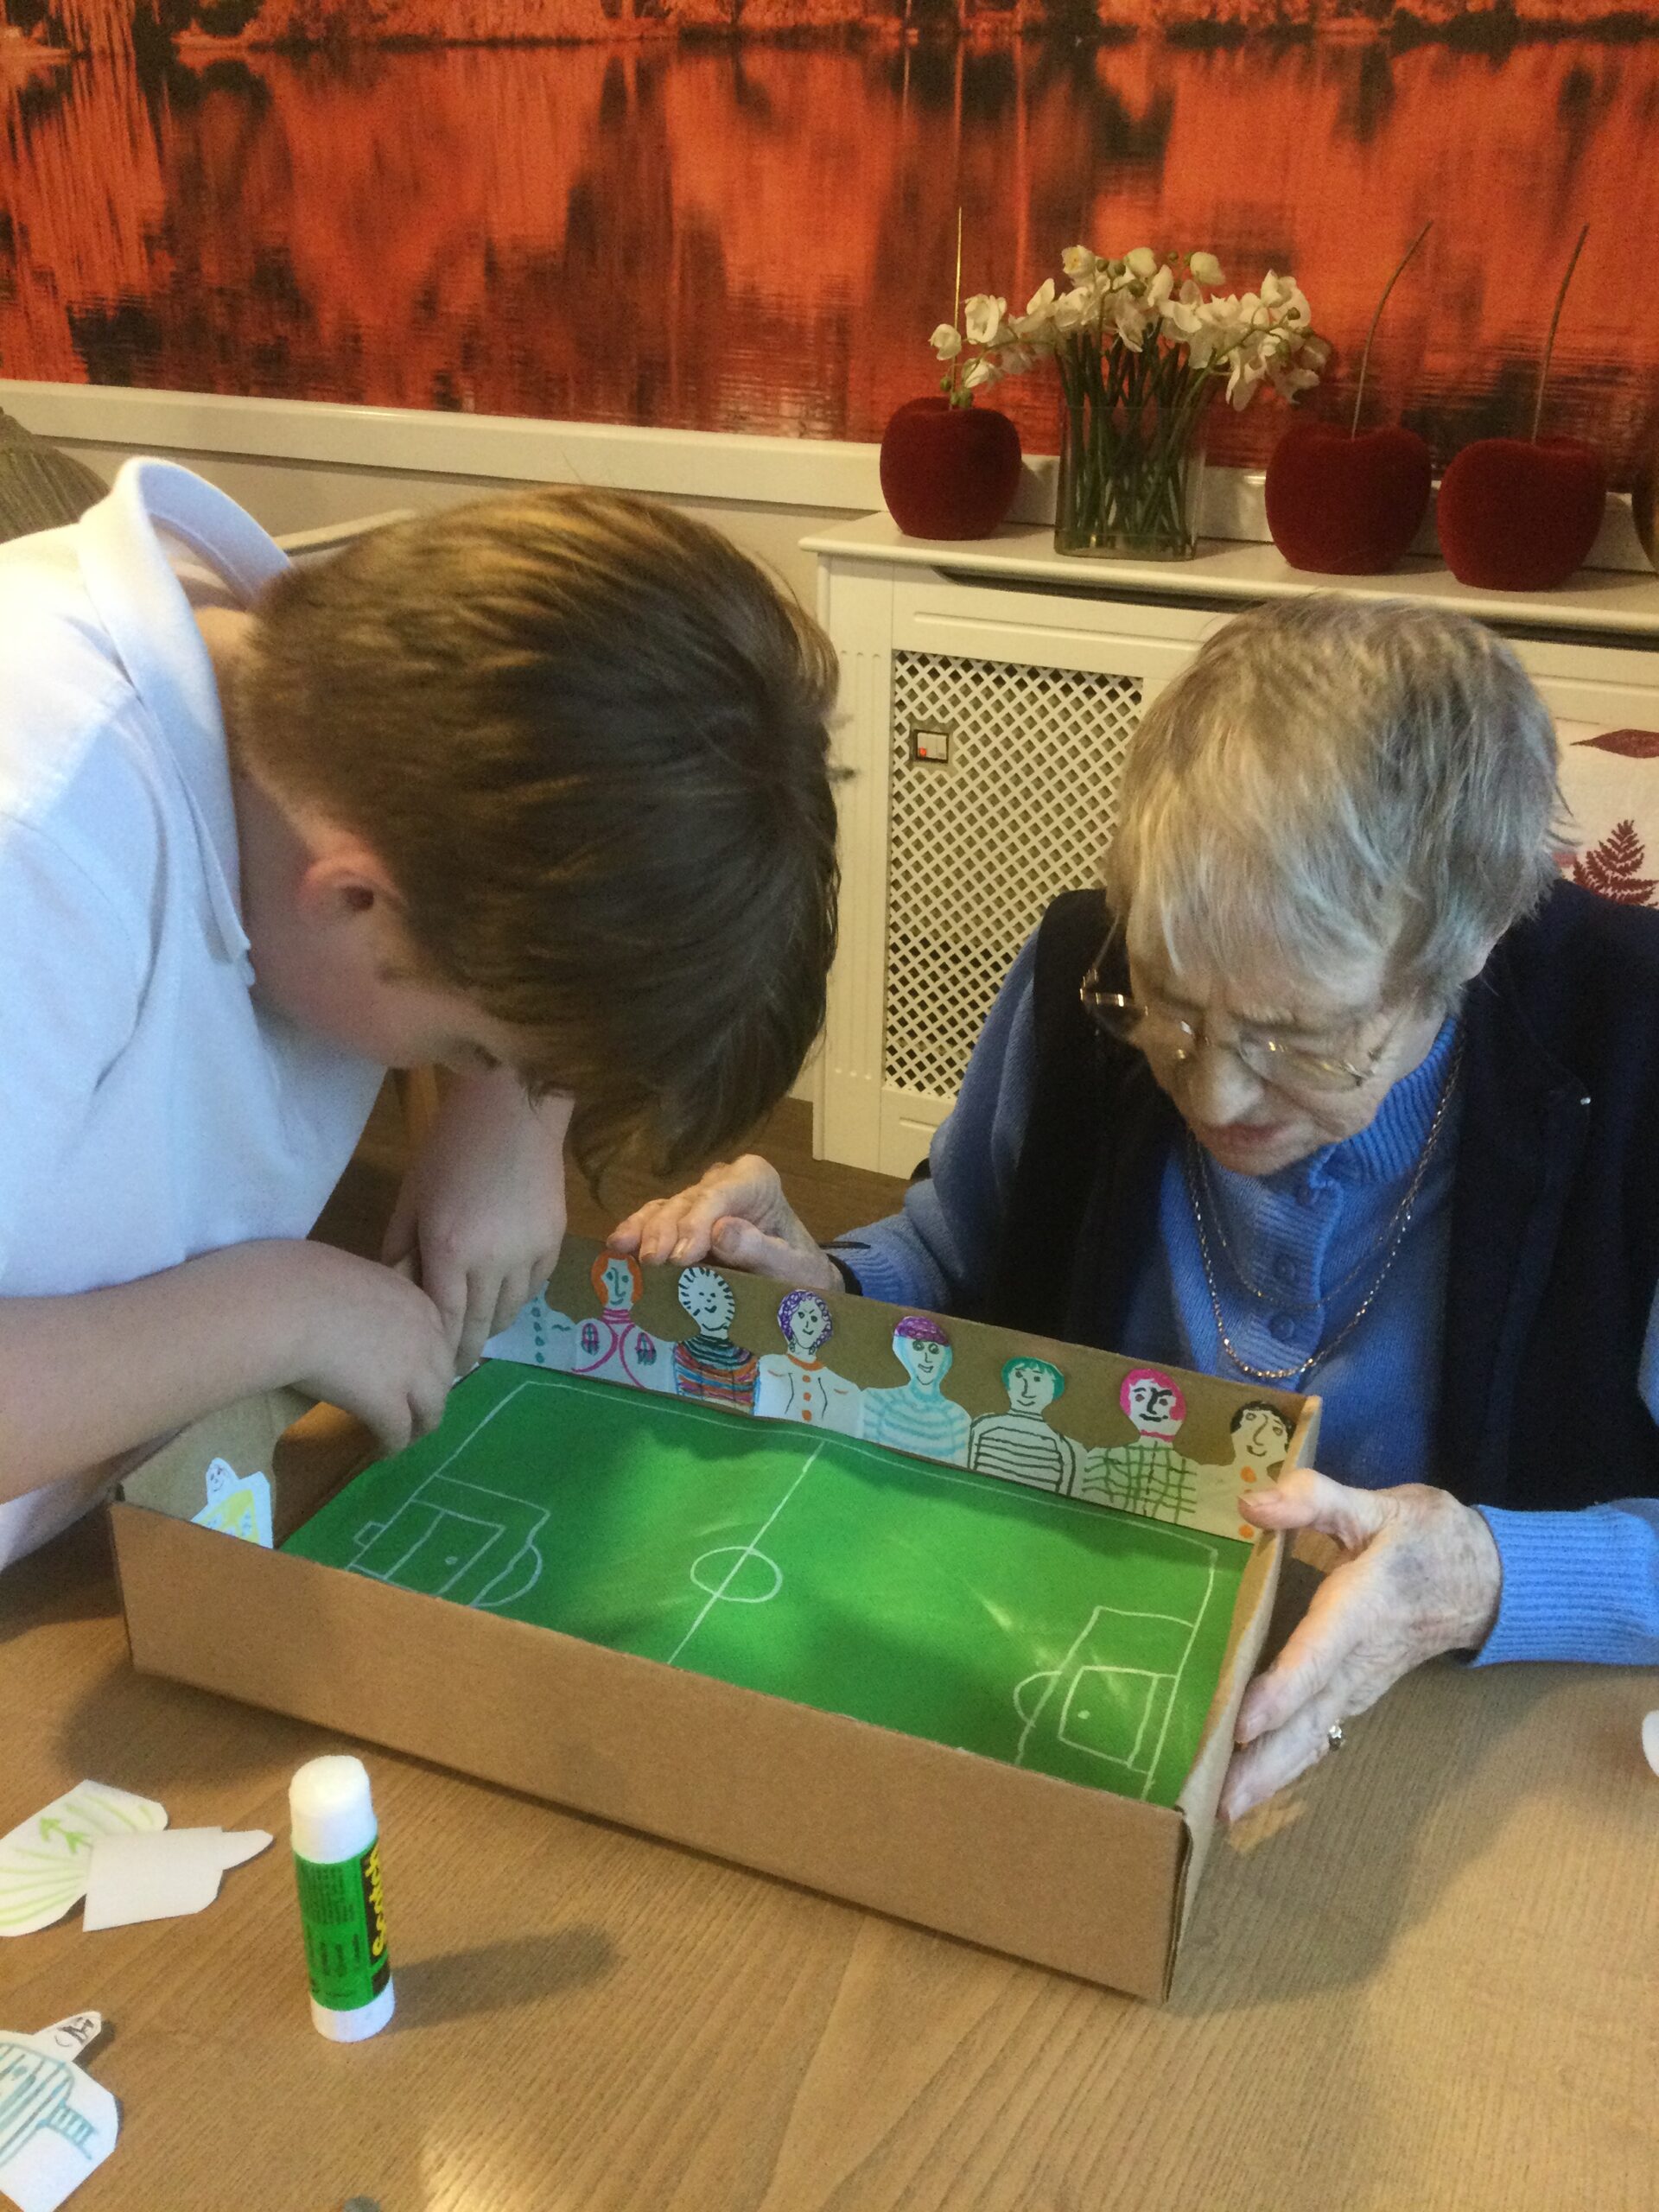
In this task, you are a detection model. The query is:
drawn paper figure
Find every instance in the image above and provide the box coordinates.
[572,1253,671,1392]
[1223,1401,1291,1484]
[968,1357,1085,1494]
[671,1267,760,1413]
[0,2012,119,2212]
[481,1291,578,1373]
[861,1314,970,1467]
[191,1457,273,1547]
[352,1472,548,1609]
[754,1290,862,1435]
[1078,1369,1201,1524]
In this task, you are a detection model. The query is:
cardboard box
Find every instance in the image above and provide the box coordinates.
[111,1369,1313,2001]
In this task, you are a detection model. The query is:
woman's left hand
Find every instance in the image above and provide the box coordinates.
[383,1072,573,1377]
[1220,1467,1503,1823]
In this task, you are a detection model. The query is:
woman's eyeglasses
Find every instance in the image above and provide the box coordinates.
[1079,944,1392,1095]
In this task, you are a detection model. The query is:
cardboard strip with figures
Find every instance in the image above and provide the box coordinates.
[278,1237,1319,1815]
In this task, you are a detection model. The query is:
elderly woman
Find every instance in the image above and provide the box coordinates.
[611,596,1659,1819]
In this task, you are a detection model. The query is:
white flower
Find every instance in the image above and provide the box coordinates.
[1225,344,1270,409]
[1188,250,1224,287]
[931,324,963,360]
[1061,245,1099,282]
[1010,279,1058,346]
[962,357,1001,391]
[1125,245,1160,280]
[1024,277,1057,320]
[963,294,1007,347]
[1052,284,1096,334]
[1144,264,1174,313]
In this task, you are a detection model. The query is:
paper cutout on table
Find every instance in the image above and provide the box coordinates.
[0,1784,168,1938]
[0,2012,118,2212]
[968,1357,1086,1495]
[1077,1370,1203,1525]
[191,1457,273,1547]
[574,1254,672,1391]
[80,1827,272,1933]
[754,1290,862,1436]
[862,1316,971,1466]
[1643,1710,1659,1777]
[671,1268,759,1412]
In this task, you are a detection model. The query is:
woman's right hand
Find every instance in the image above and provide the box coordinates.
[608,1154,840,1292]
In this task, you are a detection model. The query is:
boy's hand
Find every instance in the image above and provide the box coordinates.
[384,1071,572,1373]
[288,1243,455,1456]
[609,1154,839,1292]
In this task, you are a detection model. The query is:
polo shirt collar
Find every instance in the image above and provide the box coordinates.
[74,459,289,976]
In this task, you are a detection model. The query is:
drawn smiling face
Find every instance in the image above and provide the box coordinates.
[785,1295,832,1357]
[1006,1361,1059,1416]
[1232,1404,1290,1467]
[677,1267,735,1336]
[899,1334,950,1388]
[598,1256,637,1312]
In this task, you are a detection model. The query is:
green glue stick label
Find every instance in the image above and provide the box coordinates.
[294,1838,391,2013]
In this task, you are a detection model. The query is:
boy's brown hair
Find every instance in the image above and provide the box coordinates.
[230,487,840,1176]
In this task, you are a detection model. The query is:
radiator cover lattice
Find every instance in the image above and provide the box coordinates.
[884,651,1142,1097]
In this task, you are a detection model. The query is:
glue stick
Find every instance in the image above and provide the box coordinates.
[289,1755,395,2041]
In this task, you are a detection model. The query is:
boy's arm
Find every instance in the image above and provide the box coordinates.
[0,1240,454,1503]
[382,1070,572,1376]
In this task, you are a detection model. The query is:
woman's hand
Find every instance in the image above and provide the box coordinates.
[383,1072,572,1375]
[1220,1467,1503,1823]
[609,1154,839,1292]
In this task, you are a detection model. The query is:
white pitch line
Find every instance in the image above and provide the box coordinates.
[665,1440,827,1666]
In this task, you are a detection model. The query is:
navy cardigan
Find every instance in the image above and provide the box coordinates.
[982,880,1659,1512]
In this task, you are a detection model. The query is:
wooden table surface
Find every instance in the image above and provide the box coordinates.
[3,1512,1656,2212]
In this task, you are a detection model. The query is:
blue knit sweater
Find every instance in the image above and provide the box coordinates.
[834,938,1659,1669]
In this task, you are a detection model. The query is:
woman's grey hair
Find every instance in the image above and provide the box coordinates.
[1103,595,1566,1006]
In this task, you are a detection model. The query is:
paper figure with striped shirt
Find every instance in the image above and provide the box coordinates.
[671,1267,759,1413]
[967,1356,1085,1494]
[861,1313,970,1467]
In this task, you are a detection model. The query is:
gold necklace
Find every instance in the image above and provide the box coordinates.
[1182,1036,1465,1387]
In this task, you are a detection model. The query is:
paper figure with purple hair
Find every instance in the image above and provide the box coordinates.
[861,1313,970,1467]
[754,1288,862,1435]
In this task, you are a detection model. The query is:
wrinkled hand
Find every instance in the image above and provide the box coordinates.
[1220,1467,1503,1823]
[383,1072,572,1376]
[608,1154,839,1291]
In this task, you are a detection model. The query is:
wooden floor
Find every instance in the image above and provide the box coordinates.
[314,1084,909,1268]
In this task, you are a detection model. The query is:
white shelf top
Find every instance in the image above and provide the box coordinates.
[801,513,1659,641]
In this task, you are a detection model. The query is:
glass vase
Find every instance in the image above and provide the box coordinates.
[1053,392,1208,561]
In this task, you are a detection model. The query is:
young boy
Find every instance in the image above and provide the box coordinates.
[0,459,839,1570]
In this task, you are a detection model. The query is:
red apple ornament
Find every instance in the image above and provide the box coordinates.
[880,397,1023,541]
[1266,419,1433,573]
[1437,435,1607,590]
[1435,223,1607,593]
[1265,220,1433,575]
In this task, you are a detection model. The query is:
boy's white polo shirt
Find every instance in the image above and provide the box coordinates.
[0,459,384,1566]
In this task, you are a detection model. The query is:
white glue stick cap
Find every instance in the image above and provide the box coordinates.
[290,1754,378,1865]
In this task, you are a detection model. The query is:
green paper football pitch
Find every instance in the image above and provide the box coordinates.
[283,1362,1249,1810]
